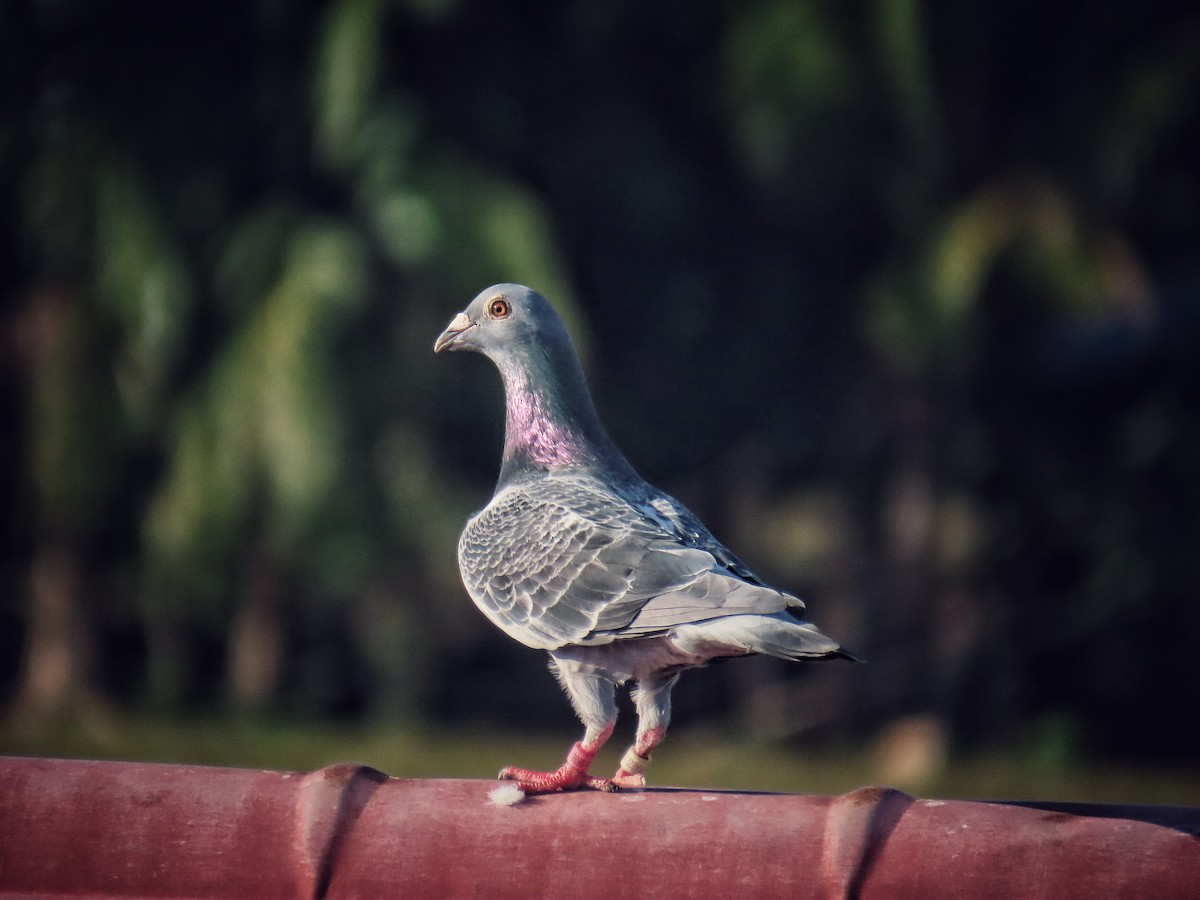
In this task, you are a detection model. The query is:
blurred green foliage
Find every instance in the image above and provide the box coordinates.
[1,0,1199,795]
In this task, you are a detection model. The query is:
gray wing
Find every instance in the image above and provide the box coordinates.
[636,491,770,586]
[458,475,800,651]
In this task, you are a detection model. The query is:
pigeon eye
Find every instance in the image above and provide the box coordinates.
[488,298,511,319]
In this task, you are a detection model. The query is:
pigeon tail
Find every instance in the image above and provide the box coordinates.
[671,612,853,663]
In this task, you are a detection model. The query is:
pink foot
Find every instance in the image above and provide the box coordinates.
[498,742,618,794]
[610,728,663,788]
[611,769,646,788]
[611,749,652,787]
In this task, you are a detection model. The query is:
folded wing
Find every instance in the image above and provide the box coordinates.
[458,476,805,651]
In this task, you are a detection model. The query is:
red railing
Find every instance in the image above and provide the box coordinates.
[1,756,1197,898]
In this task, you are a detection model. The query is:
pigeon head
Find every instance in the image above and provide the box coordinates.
[433,284,569,358]
[435,284,634,486]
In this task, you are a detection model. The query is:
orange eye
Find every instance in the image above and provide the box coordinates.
[488,297,511,319]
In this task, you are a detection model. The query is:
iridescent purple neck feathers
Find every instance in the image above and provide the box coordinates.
[495,350,631,487]
[503,366,590,465]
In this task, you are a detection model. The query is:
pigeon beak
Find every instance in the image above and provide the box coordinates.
[434,312,476,353]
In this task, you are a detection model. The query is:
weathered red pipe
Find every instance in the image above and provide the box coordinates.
[1,756,1196,898]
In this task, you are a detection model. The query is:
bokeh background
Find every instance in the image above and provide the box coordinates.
[2,0,1198,802]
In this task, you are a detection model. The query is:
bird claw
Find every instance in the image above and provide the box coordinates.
[497,764,617,794]
[494,740,622,793]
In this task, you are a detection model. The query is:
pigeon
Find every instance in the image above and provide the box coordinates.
[435,284,858,793]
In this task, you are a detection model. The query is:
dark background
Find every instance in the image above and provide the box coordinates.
[2,0,1198,786]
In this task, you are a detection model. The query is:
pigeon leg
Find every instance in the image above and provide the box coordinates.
[612,672,679,788]
[498,663,618,793]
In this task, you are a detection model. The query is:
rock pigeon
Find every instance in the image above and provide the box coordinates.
[435,284,857,793]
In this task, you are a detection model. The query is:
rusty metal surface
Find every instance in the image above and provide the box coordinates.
[1,755,1197,898]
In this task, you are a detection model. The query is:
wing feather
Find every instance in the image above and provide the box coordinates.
[458,474,806,651]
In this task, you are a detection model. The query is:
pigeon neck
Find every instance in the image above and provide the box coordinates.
[496,350,629,484]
